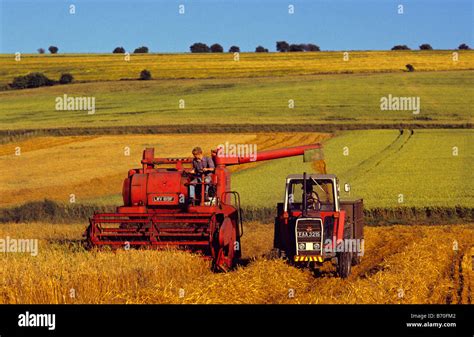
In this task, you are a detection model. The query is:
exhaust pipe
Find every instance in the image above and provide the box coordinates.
[303,172,307,217]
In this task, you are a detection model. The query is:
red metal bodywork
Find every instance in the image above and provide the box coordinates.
[86,144,321,271]
[275,209,347,260]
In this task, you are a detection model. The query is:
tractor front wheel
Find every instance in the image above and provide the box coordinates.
[268,248,287,260]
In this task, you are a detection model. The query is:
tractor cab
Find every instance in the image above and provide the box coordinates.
[285,174,339,213]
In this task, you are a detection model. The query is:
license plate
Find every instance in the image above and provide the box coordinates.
[153,196,174,202]
[297,231,320,238]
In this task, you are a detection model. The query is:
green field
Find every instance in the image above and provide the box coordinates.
[1,51,473,130]
[1,71,472,130]
[59,129,474,209]
[233,129,473,208]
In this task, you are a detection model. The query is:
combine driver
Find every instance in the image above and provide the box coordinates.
[189,146,215,205]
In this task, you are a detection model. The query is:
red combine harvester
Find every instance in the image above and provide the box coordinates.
[85,143,321,271]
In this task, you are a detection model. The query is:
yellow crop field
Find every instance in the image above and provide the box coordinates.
[0,222,472,304]
[0,51,473,85]
[0,132,330,206]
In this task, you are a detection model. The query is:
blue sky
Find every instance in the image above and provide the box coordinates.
[0,0,472,53]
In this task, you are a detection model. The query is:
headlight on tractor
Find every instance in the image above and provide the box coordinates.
[313,243,320,250]
[298,243,305,251]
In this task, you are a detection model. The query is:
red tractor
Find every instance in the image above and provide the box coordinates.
[273,173,364,278]
[85,144,321,271]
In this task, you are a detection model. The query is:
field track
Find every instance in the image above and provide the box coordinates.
[342,129,414,180]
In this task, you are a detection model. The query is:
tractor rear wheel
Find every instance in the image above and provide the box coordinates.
[350,220,362,266]
[337,222,353,278]
[337,251,352,278]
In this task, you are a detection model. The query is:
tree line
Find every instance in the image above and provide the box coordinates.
[37,42,471,54]
[392,43,471,50]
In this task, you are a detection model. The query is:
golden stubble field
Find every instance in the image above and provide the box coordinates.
[0,222,472,304]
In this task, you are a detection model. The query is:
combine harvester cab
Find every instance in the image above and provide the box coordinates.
[273,173,364,278]
[86,144,322,272]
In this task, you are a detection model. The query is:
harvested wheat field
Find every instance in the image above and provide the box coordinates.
[0,222,472,304]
